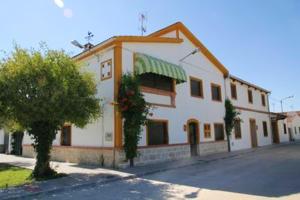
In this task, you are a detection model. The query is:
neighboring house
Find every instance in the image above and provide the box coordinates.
[279,111,300,141]
[21,22,290,167]
[226,76,272,151]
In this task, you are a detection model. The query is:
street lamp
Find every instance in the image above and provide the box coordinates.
[179,48,200,62]
[280,95,294,113]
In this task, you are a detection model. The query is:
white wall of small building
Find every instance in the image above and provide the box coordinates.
[122,30,227,146]
[277,120,290,143]
[0,129,4,145]
[225,77,272,151]
[23,48,115,148]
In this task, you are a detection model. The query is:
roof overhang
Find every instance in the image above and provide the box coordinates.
[230,75,271,94]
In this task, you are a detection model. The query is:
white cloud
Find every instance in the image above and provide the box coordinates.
[54,0,64,8]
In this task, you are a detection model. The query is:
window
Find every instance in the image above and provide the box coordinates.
[204,124,211,138]
[139,73,174,92]
[284,123,287,134]
[147,120,168,146]
[100,59,112,80]
[299,127,300,134]
[234,120,242,139]
[190,77,203,98]
[231,83,237,100]
[295,127,297,134]
[214,123,224,141]
[288,128,292,135]
[248,89,253,103]
[263,121,268,137]
[261,94,266,106]
[211,84,222,101]
[61,125,71,146]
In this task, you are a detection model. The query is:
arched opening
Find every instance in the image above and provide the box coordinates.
[187,119,200,156]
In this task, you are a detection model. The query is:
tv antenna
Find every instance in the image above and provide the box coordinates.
[139,13,147,36]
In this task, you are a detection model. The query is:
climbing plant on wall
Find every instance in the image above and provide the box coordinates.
[118,73,150,167]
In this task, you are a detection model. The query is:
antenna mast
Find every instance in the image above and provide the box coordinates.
[139,13,147,36]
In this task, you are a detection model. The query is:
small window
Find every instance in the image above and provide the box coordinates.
[211,84,222,101]
[190,77,203,98]
[248,89,253,104]
[214,123,224,141]
[100,59,112,80]
[231,83,237,100]
[284,123,287,134]
[61,125,71,146]
[204,124,211,138]
[139,73,174,92]
[234,120,242,139]
[147,120,168,146]
[263,121,268,137]
[294,127,297,134]
[261,94,266,106]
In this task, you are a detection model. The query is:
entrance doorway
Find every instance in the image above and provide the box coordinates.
[271,121,280,144]
[249,119,258,148]
[187,120,199,156]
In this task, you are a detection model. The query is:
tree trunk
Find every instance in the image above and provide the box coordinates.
[227,134,231,152]
[129,158,134,167]
[30,121,57,178]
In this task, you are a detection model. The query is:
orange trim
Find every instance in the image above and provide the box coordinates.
[190,76,204,99]
[187,119,200,144]
[114,42,123,148]
[146,119,169,146]
[100,59,112,81]
[115,36,183,43]
[148,22,229,76]
[211,83,222,102]
[75,40,115,62]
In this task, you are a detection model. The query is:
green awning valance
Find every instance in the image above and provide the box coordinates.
[134,53,187,83]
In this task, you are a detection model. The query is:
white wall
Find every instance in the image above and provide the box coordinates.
[0,129,4,145]
[23,48,115,148]
[277,120,290,143]
[285,112,300,141]
[122,30,226,146]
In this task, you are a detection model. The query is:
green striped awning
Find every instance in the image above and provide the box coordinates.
[134,53,187,83]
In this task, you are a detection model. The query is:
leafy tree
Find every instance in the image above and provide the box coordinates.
[0,45,100,178]
[118,73,150,167]
[224,99,240,152]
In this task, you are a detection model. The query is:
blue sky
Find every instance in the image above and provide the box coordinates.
[1,0,299,112]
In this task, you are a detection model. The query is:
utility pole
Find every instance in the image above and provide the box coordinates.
[280,95,294,113]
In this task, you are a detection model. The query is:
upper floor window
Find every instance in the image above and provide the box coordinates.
[139,73,174,92]
[211,83,222,102]
[248,89,253,104]
[100,59,112,81]
[147,120,169,146]
[234,120,242,139]
[262,121,268,137]
[214,123,224,141]
[190,77,203,98]
[61,125,71,146]
[204,124,211,138]
[231,83,237,100]
[261,94,266,107]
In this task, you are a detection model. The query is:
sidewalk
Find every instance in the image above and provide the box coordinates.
[0,142,293,200]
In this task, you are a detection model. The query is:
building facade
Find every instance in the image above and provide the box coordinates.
[20,22,288,167]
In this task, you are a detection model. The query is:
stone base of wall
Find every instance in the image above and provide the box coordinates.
[199,141,228,156]
[23,142,226,168]
[22,145,125,167]
[0,145,4,153]
[133,144,191,166]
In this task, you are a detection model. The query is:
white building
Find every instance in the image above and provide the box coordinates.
[21,22,289,167]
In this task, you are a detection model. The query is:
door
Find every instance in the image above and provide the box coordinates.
[188,122,199,156]
[250,119,258,148]
[271,121,280,144]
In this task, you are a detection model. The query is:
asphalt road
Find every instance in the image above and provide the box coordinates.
[31,143,300,200]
